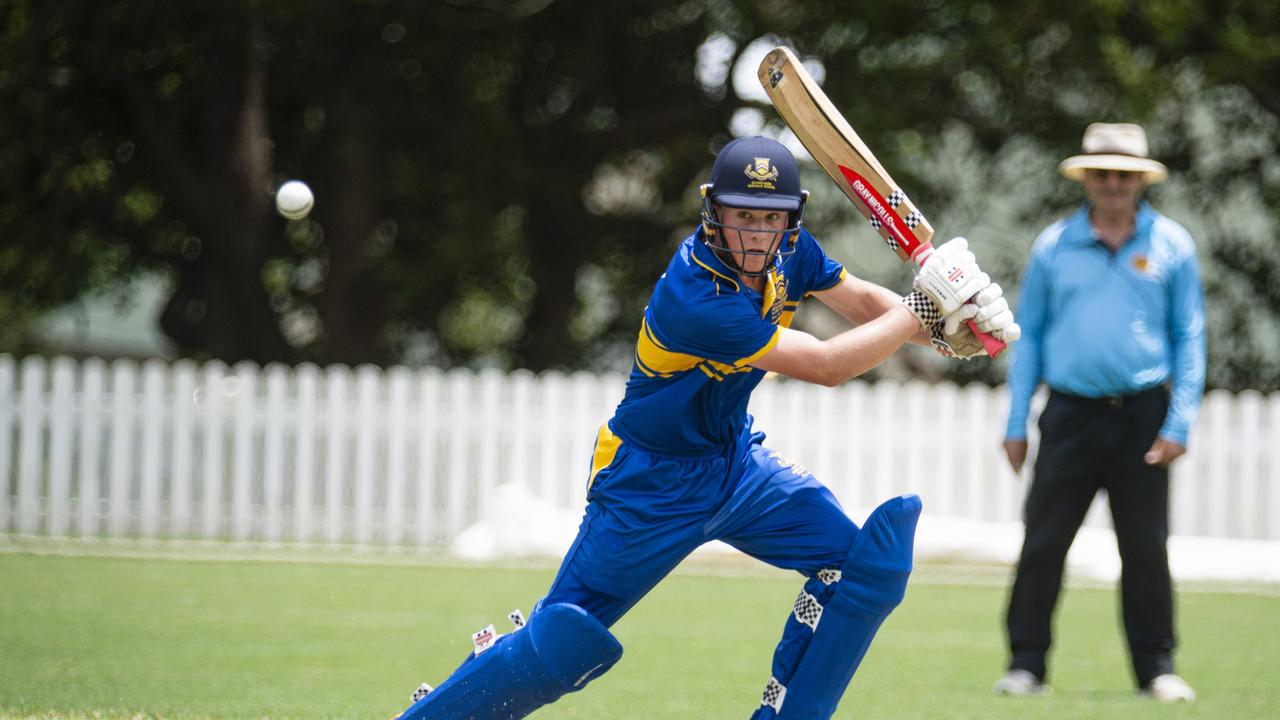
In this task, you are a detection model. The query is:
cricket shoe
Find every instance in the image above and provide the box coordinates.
[1141,674,1196,703]
[992,669,1050,696]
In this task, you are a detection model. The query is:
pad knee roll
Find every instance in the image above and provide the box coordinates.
[840,493,921,614]
[397,603,622,720]
[527,603,623,690]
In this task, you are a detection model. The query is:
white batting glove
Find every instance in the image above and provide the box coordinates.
[962,283,1021,342]
[901,237,990,328]
[931,283,1022,358]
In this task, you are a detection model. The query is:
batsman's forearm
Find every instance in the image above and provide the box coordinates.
[821,306,922,383]
[814,276,931,346]
[757,307,917,386]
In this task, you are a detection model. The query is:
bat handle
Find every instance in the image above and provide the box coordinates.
[966,318,1007,358]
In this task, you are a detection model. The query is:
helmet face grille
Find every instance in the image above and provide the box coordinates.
[700,137,808,278]
[700,192,806,279]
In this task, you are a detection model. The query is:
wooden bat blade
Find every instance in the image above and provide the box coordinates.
[758,46,933,263]
[758,46,1006,358]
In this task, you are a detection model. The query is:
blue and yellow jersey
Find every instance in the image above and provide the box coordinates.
[607,227,846,458]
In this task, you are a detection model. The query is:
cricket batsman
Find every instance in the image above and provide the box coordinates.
[394,136,1020,719]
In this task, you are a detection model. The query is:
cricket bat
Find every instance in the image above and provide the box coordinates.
[758,46,1006,357]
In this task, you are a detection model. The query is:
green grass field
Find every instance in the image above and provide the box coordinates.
[1,548,1276,719]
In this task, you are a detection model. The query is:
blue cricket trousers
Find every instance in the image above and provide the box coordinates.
[538,418,859,628]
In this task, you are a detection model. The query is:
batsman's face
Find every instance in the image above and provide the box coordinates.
[718,205,789,275]
[1083,168,1145,216]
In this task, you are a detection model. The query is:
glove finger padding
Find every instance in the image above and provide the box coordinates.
[975,303,1020,340]
[993,320,1022,342]
[972,283,1004,307]
[973,296,1009,324]
[962,280,1022,342]
[968,290,1022,342]
[978,308,1015,332]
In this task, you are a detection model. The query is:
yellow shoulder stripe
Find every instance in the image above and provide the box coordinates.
[635,318,702,377]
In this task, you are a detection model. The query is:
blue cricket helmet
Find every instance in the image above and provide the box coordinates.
[700,136,809,277]
[706,136,805,211]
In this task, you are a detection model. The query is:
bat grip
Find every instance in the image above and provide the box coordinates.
[966,318,1007,358]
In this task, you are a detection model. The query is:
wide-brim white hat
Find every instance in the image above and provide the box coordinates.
[1059,122,1168,184]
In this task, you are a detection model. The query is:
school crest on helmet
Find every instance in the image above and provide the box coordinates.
[744,157,780,190]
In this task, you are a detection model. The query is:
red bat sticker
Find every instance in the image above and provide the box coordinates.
[837,165,925,259]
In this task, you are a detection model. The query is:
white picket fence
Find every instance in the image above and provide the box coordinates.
[1,354,1277,548]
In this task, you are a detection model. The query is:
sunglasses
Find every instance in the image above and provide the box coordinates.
[1085,168,1140,180]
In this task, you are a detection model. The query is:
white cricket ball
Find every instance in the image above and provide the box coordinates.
[275,180,314,220]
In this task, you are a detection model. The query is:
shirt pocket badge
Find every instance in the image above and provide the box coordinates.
[1130,254,1161,278]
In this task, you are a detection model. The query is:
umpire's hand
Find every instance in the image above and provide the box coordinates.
[1144,438,1187,466]
[1003,439,1028,474]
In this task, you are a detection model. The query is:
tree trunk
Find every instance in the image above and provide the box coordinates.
[147,18,292,363]
[317,88,387,366]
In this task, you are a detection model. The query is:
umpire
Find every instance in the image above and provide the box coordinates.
[994,123,1206,702]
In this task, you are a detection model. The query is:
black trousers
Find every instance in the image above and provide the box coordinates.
[1005,387,1176,688]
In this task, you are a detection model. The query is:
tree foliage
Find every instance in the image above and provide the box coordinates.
[1,0,1276,389]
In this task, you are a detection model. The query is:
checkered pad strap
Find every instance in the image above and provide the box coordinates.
[817,568,842,585]
[902,289,941,328]
[762,676,787,712]
[793,590,824,631]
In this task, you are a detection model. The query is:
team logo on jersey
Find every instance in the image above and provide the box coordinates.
[767,450,812,478]
[744,157,780,190]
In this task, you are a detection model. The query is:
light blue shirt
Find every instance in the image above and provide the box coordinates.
[1005,201,1207,445]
